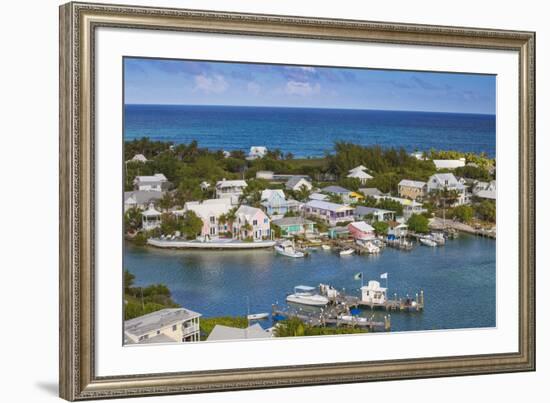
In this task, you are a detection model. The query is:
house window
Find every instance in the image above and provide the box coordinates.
[210,227,216,235]
[210,216,215,224]
[172,325,177,331]
[253,219,258,226]
[264,218,268,223]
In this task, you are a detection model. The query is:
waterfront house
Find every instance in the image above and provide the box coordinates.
[124,308,201,344]
[346,167,373,185]
[272,216,316,237]
[133,173,168,192]
[181,198,233,238]
[372,195,427,218]
[206,323,272,341]
[141,204,162,230]
[354,206,395,222]
[215,179,248,204]
[234,205,271,240]
[260,189,300,217]
[398,179,427,200]
[427,173,469,205]
[433,158,466,170]
[303,200,355,226]
[328,226,351,239]
[387,221,408,238]
[285,176,313,192]
[124,190,164,212]
[360,281,387,305]
[348,221,375,240]
[247,146,268,160]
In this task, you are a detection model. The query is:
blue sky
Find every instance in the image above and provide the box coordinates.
[124,58,496,114]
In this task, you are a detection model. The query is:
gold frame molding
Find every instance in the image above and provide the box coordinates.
[59,2,535,400]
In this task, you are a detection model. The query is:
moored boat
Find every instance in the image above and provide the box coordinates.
[321,244,331,251]
[339,248,355,256]
[286,285,329,307]
[275,240,305,258]
[420,237,437,247]
[247,313,269,320]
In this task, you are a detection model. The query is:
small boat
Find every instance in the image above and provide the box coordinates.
[247,313,269,320]
[429,232,446,245]
[420,237,437,247]
[356,239,380,254]
[286,285,329,307]
[275,241,305,258]
[321,244,331,251]
[339,248,355,256]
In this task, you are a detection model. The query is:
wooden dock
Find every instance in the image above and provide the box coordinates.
[271,305,390,332]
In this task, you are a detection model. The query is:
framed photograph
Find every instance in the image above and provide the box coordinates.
[59,2,535,400]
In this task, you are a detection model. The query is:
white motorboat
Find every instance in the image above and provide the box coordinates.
[429,232,446,245]
[420,237,437,247]
[339,248,355,256]
[321,244,331,251]
[356,239,380,254]
[275,241,305,258]
[247,313,269,320]
[286,285,329,307]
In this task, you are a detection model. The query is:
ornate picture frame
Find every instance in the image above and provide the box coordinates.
[59,2,535,400]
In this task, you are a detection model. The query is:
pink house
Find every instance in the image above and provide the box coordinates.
[234,205,271,240]
[348,221,375,240]
[180,199,233,238]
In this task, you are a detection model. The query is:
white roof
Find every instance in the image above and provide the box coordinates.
[433,159,466,169]
[399,179,426,188]
[305,199,354,212]
[207,323,271,341]
[476,190,496,200]
[216,179,247,188]
[347,170,373,180]
[141,205,161,217]
[348,165,367,173]
[183,198,233,218]
[131,154,148,162]
[135,173,167,183]
[236,205,264,220]
[261,189,285,201]
[429,173,463,189]
[309,192,328,201]
[349,221,374,232]
[361,280,387,291]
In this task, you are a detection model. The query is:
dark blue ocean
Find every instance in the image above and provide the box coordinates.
[124,104,496,158]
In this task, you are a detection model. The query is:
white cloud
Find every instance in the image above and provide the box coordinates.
[285,80,321,96]
[247,81,261,95]
[194,74,228,94]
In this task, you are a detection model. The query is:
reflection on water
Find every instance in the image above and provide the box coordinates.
[124,234,496,332]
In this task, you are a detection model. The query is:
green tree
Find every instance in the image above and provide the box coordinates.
[452,205,474,223]
[407,214,430,233]
[181,210,203,240]
[124,207,142,233]
[294,184,312,202]
[474,200,496,222]
[372,221,389,235]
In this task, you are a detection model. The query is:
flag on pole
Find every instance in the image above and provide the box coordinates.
[354,272,363,281]
[380,272,388,279]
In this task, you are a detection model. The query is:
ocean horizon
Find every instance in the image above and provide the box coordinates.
[124,104,496,158]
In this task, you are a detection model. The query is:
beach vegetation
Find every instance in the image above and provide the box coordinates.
[451,205,474,223]
[474,200,496,222]
[181,210,204,240]
[274,318,367,337]
[124,270,180,320]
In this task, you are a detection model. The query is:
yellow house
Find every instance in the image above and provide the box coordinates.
[398,179,427,201]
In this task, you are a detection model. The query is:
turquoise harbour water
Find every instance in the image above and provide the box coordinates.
[125,234,496,332]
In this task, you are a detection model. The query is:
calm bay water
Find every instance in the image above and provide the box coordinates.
[124,105,496,158]
[125,235,495,332]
